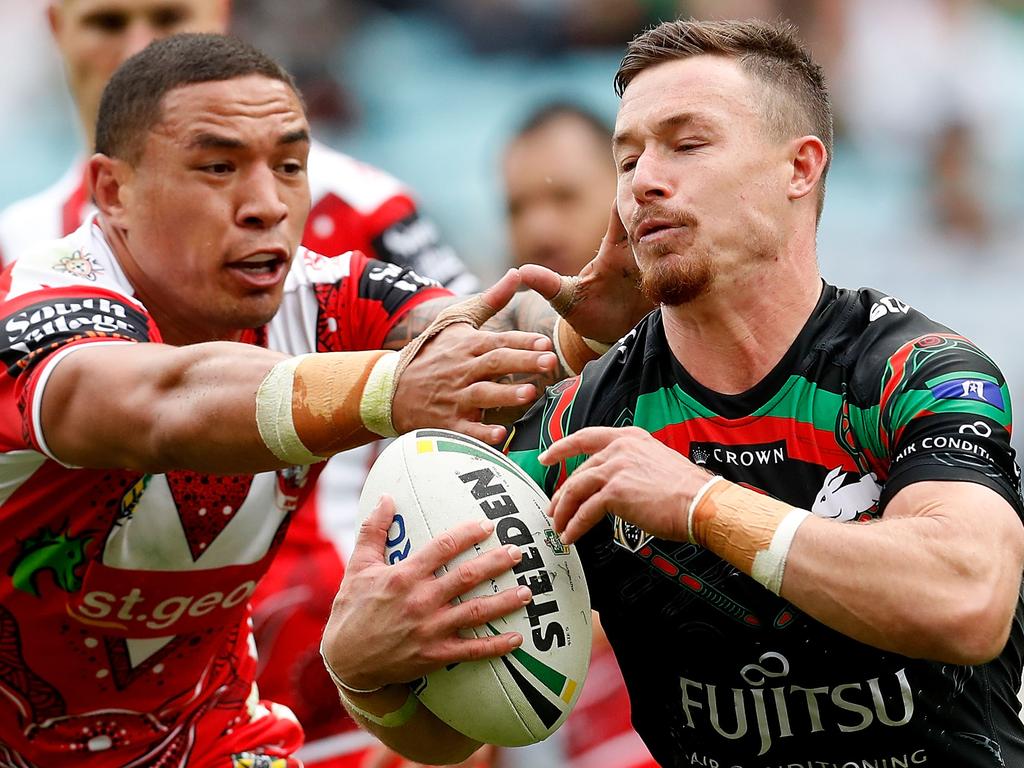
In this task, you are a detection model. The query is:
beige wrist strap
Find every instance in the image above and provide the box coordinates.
[255,350,398,464]
[554,317,609,377]
[320,640,418,728]
[689,479,810,595]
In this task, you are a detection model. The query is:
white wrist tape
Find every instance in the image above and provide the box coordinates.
[255,355,326,466]
[320,640,418,728]
[359,351,400,438]
[751,508,811,595]
[686,475,723,544]
[341,688,419,728]
[582,336,612,354]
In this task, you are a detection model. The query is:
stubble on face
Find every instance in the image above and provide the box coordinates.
[638,243,716,306]
[629,203,715,306]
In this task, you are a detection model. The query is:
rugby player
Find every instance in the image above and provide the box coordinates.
[325,19,1024,767]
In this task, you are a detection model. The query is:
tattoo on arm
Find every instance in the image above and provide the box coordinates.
[382,292,569,415]
[382,297,460,351]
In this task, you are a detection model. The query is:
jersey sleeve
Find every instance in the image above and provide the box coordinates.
[323,250,451,352]
[876,332,1023,514]
[0,287,155,454]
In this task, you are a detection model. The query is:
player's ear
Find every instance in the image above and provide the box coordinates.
[787,135,827,204]
[89,153,134,225]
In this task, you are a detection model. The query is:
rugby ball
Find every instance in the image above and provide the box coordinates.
[357,428,591,746]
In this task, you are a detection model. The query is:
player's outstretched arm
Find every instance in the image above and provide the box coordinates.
[540,426,1024,665]
[321,495,530,762]
[38,272,556,472]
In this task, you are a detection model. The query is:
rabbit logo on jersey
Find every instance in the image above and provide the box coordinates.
[811,467,880,522]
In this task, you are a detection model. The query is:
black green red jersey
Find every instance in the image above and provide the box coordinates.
[506,283,1024,767]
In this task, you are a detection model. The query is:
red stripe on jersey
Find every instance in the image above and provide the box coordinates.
[547,377,582,488]
[651,415,860,471]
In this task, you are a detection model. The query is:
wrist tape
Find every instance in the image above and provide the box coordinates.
[553,317,611,377]
[255,350,398,465]
[688,477,810,595]
[320,641,418,728]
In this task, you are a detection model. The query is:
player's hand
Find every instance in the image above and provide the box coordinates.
[322,494,534,691]
[361,742,498,768]
[392,269,557,444]
[519,202,655,344]
[538,426,712,545]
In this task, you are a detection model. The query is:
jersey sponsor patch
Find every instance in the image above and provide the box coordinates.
[689,439,788,470]
[0,295,150,376]
[930,377,1005,410]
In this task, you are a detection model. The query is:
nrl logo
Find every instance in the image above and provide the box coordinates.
[612,516,654,552]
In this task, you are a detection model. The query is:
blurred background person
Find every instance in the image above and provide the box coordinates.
[502,102,617,278]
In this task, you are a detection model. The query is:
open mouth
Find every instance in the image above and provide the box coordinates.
[232,253,283,274]
[635,219,677,242]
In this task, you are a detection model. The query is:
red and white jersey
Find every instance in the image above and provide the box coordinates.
[0,144,475,766]
[0,218,448,768]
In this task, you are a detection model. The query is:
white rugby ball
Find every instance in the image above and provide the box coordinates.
[357,428,591,747]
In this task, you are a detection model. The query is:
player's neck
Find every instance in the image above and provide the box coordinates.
[661,256,822,395]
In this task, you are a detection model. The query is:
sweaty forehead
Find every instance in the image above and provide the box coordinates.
[152,76,307,142]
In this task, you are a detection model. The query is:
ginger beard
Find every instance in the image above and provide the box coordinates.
[631,212,715,306]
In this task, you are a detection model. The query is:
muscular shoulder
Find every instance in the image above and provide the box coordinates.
[834,287,1004,407]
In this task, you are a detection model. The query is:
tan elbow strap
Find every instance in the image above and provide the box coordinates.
[687,477,810,595]
[255,350,399,465]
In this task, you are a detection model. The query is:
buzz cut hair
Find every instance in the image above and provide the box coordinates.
[95,33,303,163]
[615,18,833,222]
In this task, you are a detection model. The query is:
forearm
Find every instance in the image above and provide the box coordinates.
[42,342,386,473]
[782,514,1018,663]
[693,480,1023,664]
[338,685,481,764]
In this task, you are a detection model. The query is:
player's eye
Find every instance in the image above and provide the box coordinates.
[278,161,305,175]
[203,163,233,175]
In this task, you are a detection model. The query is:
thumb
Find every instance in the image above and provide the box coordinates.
[477,268,522,317]
[351,494,397,570]
[518,263,563,301]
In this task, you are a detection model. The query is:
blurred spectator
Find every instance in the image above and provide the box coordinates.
[365,0,663,54]
[502,102,616,277]
[230,0,360,127]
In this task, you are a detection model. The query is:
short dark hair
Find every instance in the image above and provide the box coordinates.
[95,33,303,162]
[513,101,612,146]
[615,19,833,222]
